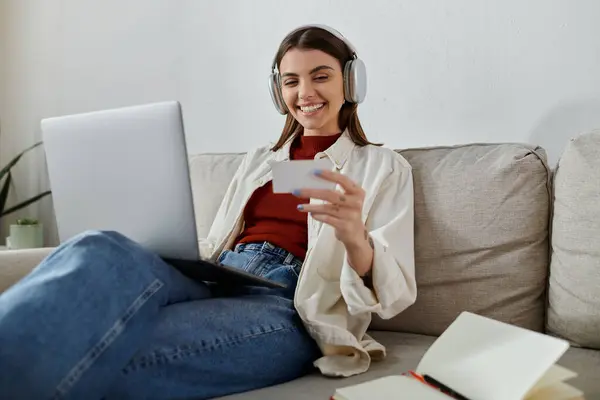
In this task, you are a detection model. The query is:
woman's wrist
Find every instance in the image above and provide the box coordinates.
[344,228,375,277]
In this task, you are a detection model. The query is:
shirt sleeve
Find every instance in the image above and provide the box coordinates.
[340,163,417,319]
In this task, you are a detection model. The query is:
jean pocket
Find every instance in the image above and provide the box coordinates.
[217,250,230,264]
[285,264,300,279]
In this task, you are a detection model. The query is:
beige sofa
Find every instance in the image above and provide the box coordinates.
[1,132,599,399]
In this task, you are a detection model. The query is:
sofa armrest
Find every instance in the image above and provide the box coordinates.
[0,248,54,293]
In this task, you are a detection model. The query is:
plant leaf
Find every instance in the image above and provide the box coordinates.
[1,190,51,216]
[0,171,12,216]
[0,141,43,182]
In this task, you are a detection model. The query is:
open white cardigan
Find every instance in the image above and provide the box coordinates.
[199,130,417,377]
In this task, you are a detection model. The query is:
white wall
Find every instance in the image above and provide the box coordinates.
[1,0,600,245]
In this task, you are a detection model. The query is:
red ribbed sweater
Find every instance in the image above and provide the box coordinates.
[234,133,342,259]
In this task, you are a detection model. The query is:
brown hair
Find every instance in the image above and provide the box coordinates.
[270,26,382,151]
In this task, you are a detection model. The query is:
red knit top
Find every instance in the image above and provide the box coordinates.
[234,133,342,259]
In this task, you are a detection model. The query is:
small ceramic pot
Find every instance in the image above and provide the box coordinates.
[9,224,44,249]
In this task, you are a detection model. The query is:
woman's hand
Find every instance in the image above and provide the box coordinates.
[293,169,374,277]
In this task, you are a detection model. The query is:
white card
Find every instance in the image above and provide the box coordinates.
[270,158,336,193]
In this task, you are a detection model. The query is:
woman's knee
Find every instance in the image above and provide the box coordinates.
[40,229,166,288]
[62,230,140,254]
[42,230,151,276]
[69,229,129,244]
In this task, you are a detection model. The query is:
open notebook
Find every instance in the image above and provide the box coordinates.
[331,312,584,400]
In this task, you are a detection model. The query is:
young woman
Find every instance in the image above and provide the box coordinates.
[0,25,416,399]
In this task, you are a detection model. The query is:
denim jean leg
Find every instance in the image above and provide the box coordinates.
[0,230,211,400]
[104,247,320,400]
[104,293,320,399]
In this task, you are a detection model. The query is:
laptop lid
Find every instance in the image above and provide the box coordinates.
[41,101,200,261]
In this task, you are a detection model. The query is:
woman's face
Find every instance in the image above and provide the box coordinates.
[279,48,345,136]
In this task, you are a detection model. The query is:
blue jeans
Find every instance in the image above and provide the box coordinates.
[0,230,320,399]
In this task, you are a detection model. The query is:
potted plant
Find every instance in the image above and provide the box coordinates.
[0,141,52,247]
[8,217,44,249]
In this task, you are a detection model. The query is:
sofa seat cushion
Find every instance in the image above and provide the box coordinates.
[214,331,436,400]
[215,331,600,400]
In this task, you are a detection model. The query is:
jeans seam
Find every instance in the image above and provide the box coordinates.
[52,279,164,399]
[237,242,298,265]
[244,252,267,276]
[122,324,299,373]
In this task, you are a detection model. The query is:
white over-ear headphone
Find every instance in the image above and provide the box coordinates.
[268,24,367,115]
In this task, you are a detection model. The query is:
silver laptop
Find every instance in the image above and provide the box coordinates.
[41,101,284,288]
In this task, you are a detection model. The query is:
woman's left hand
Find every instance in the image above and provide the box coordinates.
[293,169,366,249]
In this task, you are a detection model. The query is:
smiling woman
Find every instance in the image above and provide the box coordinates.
[281,52,344,134]
[0,24,416,400]
[269,25,380,149]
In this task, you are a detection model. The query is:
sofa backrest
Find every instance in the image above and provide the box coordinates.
[189,143,552,336]
[189,153,244,238]
[373,144,552,335]
[547,130,600,350]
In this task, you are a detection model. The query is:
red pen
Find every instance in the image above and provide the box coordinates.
[404,370,471,400]
[405,370,427,385]
[423,374,471,400]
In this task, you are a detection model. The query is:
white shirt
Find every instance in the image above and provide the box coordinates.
[199,130,416,377]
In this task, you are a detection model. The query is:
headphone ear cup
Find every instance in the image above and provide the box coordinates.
[343,58,367,104]
[269,73,288,115]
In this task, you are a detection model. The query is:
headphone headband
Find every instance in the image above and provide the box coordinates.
[271,24,358,73]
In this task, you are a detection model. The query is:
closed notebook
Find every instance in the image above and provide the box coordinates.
[331,312,584,400]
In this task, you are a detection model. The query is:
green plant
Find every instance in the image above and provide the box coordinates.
[16,218,39,225]
[0,141,52,220]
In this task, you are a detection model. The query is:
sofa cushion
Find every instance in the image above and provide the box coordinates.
[189,153,244,239]
[547,129,600,349]
[0,248,54,293]
[214,331,437,400]
[214,331,600,400]
[370,143,552,336]
[188,144,552,337]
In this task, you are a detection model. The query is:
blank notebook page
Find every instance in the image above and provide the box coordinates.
[416,312,570,400]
